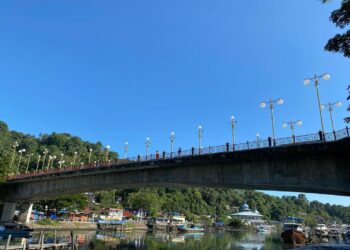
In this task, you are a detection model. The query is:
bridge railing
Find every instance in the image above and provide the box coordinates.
[7,127,350,180]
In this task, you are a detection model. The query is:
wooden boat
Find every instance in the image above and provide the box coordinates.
[256,224,271,233]
[0,222,33,238]
[315,223,329,237]
[281,217,307,245]
[328,228,341,239]
[146,217,169,230]
[177,224,204,233]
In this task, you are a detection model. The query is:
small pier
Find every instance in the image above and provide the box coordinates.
[1,231,76,250]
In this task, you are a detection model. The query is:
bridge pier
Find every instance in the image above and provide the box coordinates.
[0,202,33,224]
[0,202,16,222]
[18,203,33,224]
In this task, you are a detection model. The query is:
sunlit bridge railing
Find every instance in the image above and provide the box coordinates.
[7,127,350,181]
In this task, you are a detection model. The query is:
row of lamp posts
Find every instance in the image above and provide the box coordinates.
[10,73,343,174]
[11,144,113,174]
[258,73,341,145]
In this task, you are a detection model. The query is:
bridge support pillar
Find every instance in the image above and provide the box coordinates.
[18,203,33,224]
[0,202,16,223]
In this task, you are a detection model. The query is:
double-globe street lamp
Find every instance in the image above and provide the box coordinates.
[260,98,284,145]
[17,149,26,174]
[124,142,129,159]
[73,151,78,166]
[25,153,33,174]
[59,160,66,169]
[36,155,41,172]
[230,116,237,150]
[88,149,93,163]
[41,149,48,171]
[321,101,342,137]
[105,145,111,162]
[256,133,261,148]
[282,120,303,143]
[9,141,19,170]
[303,73,331,135]
[198,125,203,154]
[170,132,175,157]
[145,138,151,160]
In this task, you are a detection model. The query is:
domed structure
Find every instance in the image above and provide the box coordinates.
[240,203,250,212]
[231,202,265,226]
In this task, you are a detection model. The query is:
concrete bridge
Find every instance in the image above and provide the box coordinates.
[1,129,350,223]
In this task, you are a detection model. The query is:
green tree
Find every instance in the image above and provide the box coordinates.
[322,0,350,57]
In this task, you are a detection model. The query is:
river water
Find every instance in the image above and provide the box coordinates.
[2,230,350,249]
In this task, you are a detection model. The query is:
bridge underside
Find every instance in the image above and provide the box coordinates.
[1,137,350,203]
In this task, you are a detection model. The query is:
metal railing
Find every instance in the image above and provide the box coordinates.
[8,127,350,181]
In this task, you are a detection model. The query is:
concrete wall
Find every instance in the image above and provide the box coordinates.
[1,138,350,202]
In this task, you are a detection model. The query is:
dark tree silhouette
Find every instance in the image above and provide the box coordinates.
[323,0,350,57]
[322,1,350,123]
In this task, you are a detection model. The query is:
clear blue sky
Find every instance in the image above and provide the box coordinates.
[1,1,349,206]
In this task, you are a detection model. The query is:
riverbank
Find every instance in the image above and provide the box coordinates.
[28,220,148,231]
[29,221,98,231]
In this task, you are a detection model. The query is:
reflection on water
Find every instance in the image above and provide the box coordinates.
[4,230,348,250]
[77,231,284,250]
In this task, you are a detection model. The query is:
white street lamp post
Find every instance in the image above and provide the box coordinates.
[50,156,56,169]
[260,98,283,145]
[59,160,65,169]
[124,142,129,159]
[303,73,331,135]
[145,138,151,160]
[282,120,303,143]
[36,155,41,172]
[73,151,78,166]
[47,156,52,170]
[321,101,342,135]
[198,125,203,154]
[17,149,26,174]
[41,149,48,171]
[9,141,19,170]
[256,133,261,148]
[88,149,93,163]
[170,132,175,157]
[230,116,237,150]
[25,153,33,174]
[60,153,64,167]
[105,146,110,162]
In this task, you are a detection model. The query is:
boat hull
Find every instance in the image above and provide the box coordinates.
[281,230,307,245]
[177,225,204,233]
[0,231,32,238]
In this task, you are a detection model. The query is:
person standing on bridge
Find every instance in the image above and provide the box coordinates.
[178,147,182,157]
[156,150,160,160]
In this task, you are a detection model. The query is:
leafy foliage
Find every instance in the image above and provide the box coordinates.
[323,0,350,57]
[34,194,88,212]
[120,188,350,225]
[0,120,118,180]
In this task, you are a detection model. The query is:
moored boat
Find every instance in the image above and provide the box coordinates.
[256,224,271,233]
[342,225,350,238]
[328,228,341,239]
[281,217,307,245]
[146,217,169,230]
[315,223,329,237]
[0,222,33,238]
[177,224,204,233]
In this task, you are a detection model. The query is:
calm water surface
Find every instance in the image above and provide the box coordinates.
[2,231,350,250]
[77,231,283,250]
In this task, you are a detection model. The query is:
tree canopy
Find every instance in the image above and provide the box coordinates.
[323,0,350,57]
[0,120,118,182]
